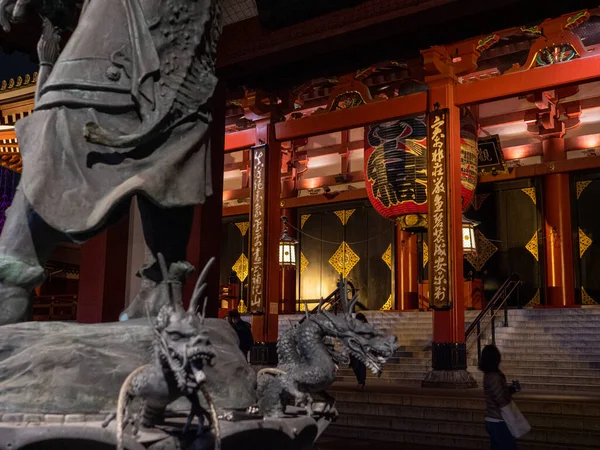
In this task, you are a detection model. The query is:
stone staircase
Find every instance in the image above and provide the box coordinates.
[322,383,600,450]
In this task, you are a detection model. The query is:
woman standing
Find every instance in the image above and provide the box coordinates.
[479,344,520,450]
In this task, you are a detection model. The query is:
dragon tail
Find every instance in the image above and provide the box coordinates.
[116,365,147,450]
[200,384,221,450]
[257,368,287,378]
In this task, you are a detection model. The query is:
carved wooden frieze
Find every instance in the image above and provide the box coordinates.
[427,109,451,310]
[249,144,267,313]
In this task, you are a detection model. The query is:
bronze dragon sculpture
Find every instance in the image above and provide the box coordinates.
[257,276,398,417]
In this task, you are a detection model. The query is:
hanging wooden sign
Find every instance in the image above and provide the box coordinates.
[478,134,506,174]
[249,144,268,313]
[427,109,451,310]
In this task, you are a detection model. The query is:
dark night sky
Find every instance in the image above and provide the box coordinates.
[0,51,38,81]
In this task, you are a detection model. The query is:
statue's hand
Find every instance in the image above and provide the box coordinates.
[37,16,61,65]
[0,0,31,32]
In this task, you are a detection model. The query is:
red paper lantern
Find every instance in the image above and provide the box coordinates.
[364,108,478,230]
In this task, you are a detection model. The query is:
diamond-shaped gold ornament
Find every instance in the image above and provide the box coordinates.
[521,187,536,204]
[300,252,309,275]
[328,242,360,278]
[464,230,498,271]
[380,295,393,311]
[582,287,598,305]
[579,228,592,258]
[334,209,355,226]
[232,253,249,282]
[577,180,592,200]
[525,289,540,307]
[526,232,539,261]
[423,241,429,268]
[382,244,392,270]
[301,214,311,229]
[235,222,249,236]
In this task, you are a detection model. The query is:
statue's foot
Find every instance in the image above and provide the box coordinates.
[0,285,30,325]
[119,279,160,321]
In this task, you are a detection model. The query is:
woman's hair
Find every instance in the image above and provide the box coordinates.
[478,344,501,373]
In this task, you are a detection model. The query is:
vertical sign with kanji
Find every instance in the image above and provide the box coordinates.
[249,144,267,313]
[427,109,452,310]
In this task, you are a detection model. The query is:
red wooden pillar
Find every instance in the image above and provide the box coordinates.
[183,81,226,318]
[421,57,475,388]
[542,137,575,307]
[77,214,129,323]
[249,119,282,343]
[396,229,419,310]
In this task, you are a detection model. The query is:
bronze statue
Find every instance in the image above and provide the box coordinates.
[0,0,222,325]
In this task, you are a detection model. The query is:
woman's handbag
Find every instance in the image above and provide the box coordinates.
[500,400,531,438]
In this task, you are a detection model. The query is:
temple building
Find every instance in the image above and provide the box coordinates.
[2,0,600,448]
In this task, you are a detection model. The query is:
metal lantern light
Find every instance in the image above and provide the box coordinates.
[462,215,480,255]
[279,216,298,267]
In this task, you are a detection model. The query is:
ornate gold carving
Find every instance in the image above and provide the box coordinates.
[300,252,309,276]
[301,214,311,229]
[525,290,541,308]
[328,242,360,278]
[380,295,393,311]
[472,193,490,211]
[235,222,249,236]
[397,214,427,230]
[526,232,539,261]
[232,254,249,283]
[576,180,592,199]
[0,72,37,92]
[237,300,248,314]
[249,145,267,312]
[582,287,598,305]
[423,241,429,268]
[521,188,536,205]
[579,228,592,258]
[334,209,355,226]
[464,230,498,271]
[382,244,392,270]
[329,91,365,111]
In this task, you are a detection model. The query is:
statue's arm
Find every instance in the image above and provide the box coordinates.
[35,17,62,103]
[0,0,38,32]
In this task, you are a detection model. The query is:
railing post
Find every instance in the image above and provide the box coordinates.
[491,305,496,345]
[504,296,509,327]
[476,322,482,364]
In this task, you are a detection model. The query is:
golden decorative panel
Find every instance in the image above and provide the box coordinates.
[300,252,309,276]
[380,295,393,311]
[235,222,249,236]
[579,228,592,258]
[301,214,311,229]
[334,209,355,226]
[464,230,498,272]
[328,242,360,278]
[525,290,541,308]
[525,232,539,261]
[472,193,490,211]
[521,188,536,205]
[382,244,392,271]
[237,300,248,314]
[298,300,319,312]
[582,287,598,305]
[576,180,592,199]
[423,241,429,268]
[232,254,249,283]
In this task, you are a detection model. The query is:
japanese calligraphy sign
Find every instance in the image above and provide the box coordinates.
[249,144,267,313]
[427,109,451,310]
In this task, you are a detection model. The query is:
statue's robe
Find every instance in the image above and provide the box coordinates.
[16,0,220,236]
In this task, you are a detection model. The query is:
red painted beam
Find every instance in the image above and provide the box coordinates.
[280,188,368,209]
[275,92,428,141]
[223,204,250,217]
[224,129,256,152]
[455,54,600,106]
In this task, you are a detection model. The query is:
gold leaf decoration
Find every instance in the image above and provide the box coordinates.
[334,209,355,226]
[582,287,598,305]
[380,295,393,311]
[328,242,360,278]
[423,241,429,268]
[237,300,248,314]
[472,193,490,211]
[464,230,498,271]
[579,228,592,258]
[235,222,250,236]
[521,187,536,205]
[576,180,592,200]
[301,214,311,229]
[300,252,309,275]
[232,254,249,282]
[526,232,539,261]
[525,290,541,308]
[382,244,392,270]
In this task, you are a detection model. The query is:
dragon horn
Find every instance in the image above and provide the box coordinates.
[189,257,216,314]
[157,253,178,311]
[200,297,208,324]
[304,300,310,319]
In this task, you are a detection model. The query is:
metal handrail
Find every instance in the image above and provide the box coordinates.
[465,273,523,364]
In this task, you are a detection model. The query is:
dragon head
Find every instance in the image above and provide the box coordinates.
[153,255,217,394]
[312,277,398,376]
